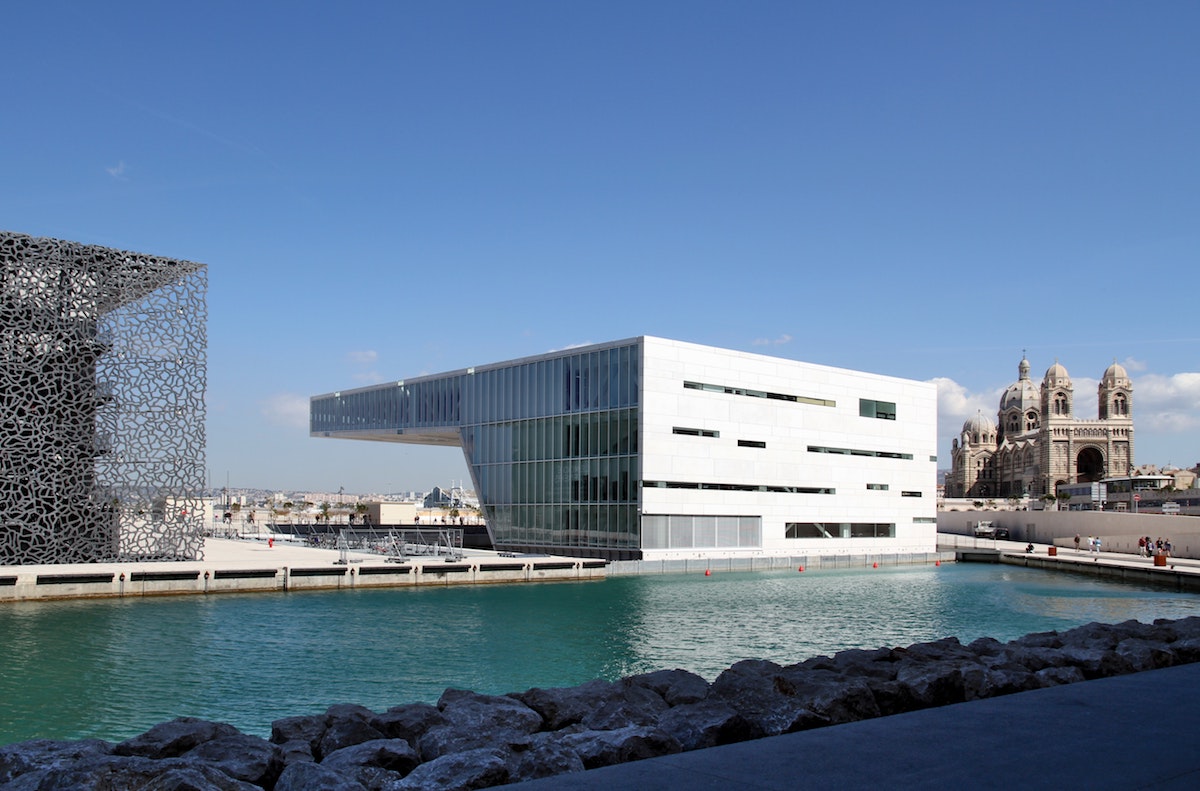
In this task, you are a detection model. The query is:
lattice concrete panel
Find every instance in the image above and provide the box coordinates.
[1,231,207,565]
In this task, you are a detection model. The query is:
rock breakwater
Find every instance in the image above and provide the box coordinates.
[4,616,1199,790]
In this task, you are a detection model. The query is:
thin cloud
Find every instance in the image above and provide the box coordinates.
[752,334,793,347]
[352,371,385,385]
[106,161,127,179]
[347,350,378,365]
[260,393,311,430]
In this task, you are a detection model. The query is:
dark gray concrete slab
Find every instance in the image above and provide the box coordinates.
[510,663,1200,790]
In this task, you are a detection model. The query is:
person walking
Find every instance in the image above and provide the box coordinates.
[1075,534,1081,552]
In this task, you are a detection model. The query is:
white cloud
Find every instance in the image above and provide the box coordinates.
[260,393,310,429]
[1133,372,1200,432]
[347,350,378,365]
[752,334,792,347]
[929,377,1000,445]
[105,161,127,179]
[1123,356,1148,372]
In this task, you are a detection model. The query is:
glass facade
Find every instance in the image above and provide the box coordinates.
[311,342,642,557]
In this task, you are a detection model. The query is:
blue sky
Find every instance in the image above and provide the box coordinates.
[5,1,1198,493]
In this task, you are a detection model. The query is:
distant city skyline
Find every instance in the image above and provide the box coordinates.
[4,2,1196,492]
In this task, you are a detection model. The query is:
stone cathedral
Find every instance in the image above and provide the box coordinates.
[947,356,1134,499]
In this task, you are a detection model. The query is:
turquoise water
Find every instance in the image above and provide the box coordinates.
[2,563,1198,746]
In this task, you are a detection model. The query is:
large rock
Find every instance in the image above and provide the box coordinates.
[12,754,259,791]
[0,739,112,785]
[627,668,711,706]
[416,690,543,760]
[776,668,881,725]
[511,679,631,731]
[321,738,420,777]
[369,703,446,747]
[894,661,968,709]
[391,746,510,791]
[270,714,326,749]
[822,646,905,681]
[275,760,369,791]
[709,660,829,736]
[558,725,683,770]
[579,683,668,730]
[1057,646,1135,680]
[180,733,283,786]
[505,733,586,783]
[114,718,243,759]
[318,705,386,759]
[959,664,1042,701]
[1115,638,1178,672]
[655,699,764,751]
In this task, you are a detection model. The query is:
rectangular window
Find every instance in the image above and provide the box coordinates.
[643,480,833,494]
[808,445,913,460]
[642,514,762,549]
[673,427,719,438]
[684,380,835,408]
[859,398,897,420]
[901,491,923,498]
[737,439,766,448]
[786,522,895,538]
[785,522,832,539]
[914,517,936,523]
[866,483,889,490]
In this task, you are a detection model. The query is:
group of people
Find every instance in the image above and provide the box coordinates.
[1071,533,1174,557]
[1138,535,1172,557]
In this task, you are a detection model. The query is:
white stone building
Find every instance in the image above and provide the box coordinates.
[312,337,938,560]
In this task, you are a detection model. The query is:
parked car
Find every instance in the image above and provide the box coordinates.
[973,521,1010,540]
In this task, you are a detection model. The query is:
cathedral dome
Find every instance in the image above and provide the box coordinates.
[1000,356,1039,412]
[1103,360,1130,386]
[1043,361,1071,386]
[962,412,996,442]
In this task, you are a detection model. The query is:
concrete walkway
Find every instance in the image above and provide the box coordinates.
[945,535,1200,591]
[0,537,606,601]
[512,661,1200,790]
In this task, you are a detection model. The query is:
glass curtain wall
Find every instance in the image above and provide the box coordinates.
[311,342,642,558]
[464,343,641,557]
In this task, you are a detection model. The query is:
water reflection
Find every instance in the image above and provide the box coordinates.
[1,564,1197,745]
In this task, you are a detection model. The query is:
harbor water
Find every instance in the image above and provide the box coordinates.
[2,562,1199,746]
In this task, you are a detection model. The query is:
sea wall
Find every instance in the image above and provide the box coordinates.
[3,617,1199,790]
[0,558,607,603]
[938,509,1200,558]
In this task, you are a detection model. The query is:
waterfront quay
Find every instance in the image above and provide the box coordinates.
[6,532,1200,603]
[940,533,1200,592]
[0,538,605,603]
